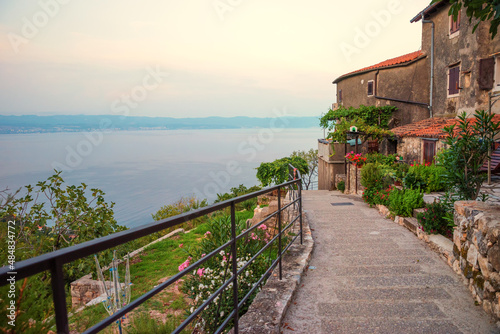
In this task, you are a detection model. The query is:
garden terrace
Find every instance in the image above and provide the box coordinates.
[0,179,304,334]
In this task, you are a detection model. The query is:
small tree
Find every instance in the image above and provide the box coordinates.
[290,149,318,190]
[440,110,500,200]
[0,171,126,331]
[256,156,308,187]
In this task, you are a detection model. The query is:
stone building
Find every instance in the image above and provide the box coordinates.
[392,114,500,164]
[411,1,500,117]
[332,50,431,127]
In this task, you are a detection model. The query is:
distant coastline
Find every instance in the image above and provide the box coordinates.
[0,114,320,134]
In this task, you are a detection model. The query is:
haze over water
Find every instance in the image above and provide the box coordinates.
[0,127,322,228]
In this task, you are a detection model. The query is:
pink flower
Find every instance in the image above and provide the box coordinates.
[179,243,183,248]
[201,253,206,257]
[251,233,258,240]
[204,231,211,237]
[178,258,190,272]
[197,268,205,277]
[258,224,267,230]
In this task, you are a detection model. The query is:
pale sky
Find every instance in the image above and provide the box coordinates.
[0,0,430,118]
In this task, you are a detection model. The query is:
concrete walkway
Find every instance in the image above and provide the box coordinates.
[281,190,498,334]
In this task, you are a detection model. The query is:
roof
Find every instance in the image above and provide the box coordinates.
[333,51,426,84]
[392,114,500,139]
[410,1,446,23]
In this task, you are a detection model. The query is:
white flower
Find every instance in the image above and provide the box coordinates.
[245,271,249,277]
[190,307,194,313]
[220,311,225,317]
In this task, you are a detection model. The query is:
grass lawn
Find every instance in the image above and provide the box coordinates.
[69,209,256,333]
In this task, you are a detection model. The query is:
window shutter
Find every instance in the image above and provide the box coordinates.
[449,67,460,95]
[478,58,495,90]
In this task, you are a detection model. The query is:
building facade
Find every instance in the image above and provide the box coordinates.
[412,2,500,117]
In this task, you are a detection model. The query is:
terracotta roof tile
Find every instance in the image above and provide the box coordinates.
[333,51,425,83]
[392,114,500,139]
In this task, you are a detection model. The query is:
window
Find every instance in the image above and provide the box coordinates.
[449,10,460,37]
[448,65,460,97]
[367,80,374,96]
[338,89,342,103]
[423,140,436,164]
[479,57,495,90]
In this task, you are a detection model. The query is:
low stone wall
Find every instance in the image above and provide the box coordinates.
[235,212,314,334]
[452,201,500,320]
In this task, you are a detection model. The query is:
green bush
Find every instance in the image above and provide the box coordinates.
[337,180,345,193]
[388,188,425,217]
[360,163,391,190]
[417,201,454,237]
[392,163,409,183]
[365,153,399,165]
[403,163,446,193]
[362,185,393,206]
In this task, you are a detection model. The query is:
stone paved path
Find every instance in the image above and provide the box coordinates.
[281,190,498,334]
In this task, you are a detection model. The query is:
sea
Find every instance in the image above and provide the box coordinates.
[0,127,323,228]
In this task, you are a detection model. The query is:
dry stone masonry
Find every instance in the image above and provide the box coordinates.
[452,201,500,320]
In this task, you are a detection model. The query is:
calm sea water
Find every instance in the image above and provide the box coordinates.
[0,128,322,228]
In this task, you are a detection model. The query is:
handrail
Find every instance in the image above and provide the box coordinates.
[0,178,303,334]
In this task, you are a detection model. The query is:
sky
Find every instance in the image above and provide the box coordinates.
[0,0,431,118]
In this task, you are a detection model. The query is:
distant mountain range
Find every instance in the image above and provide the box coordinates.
[0,115,321,134]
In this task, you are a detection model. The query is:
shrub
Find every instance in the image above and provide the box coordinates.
[151,196,208,239]
[256,157,308,187]
[403,162,446,193]
[417,201,454,237]
[181,215,274,333]
[392,163,409,183]
[337,180,345,193]
[362,185,393,206]
[360,163,392,190]
[365,153,399,165]
[241,198,257,211]
[440,110,500,200]
[388,188,425,217]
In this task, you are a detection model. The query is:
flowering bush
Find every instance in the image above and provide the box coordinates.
[345,151,367,166]
[362,185,394,206]
[417,201,454,238]
[180,214,275,333]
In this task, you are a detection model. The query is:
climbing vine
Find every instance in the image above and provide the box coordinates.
[319,105,396,143]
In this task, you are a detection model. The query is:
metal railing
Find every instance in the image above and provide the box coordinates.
[0,178,303,334]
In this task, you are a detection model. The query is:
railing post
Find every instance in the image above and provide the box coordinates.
[50,259,69,334]
[278,186,282,281]
[230,202,239,334]
[299,180,303,245]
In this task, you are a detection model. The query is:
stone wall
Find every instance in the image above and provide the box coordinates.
[70,275,112,307]
[397,137,447,164]
[345,163,363,195]
[420,4,500,117]
[335,57,430,127]
[452,201,500,320]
